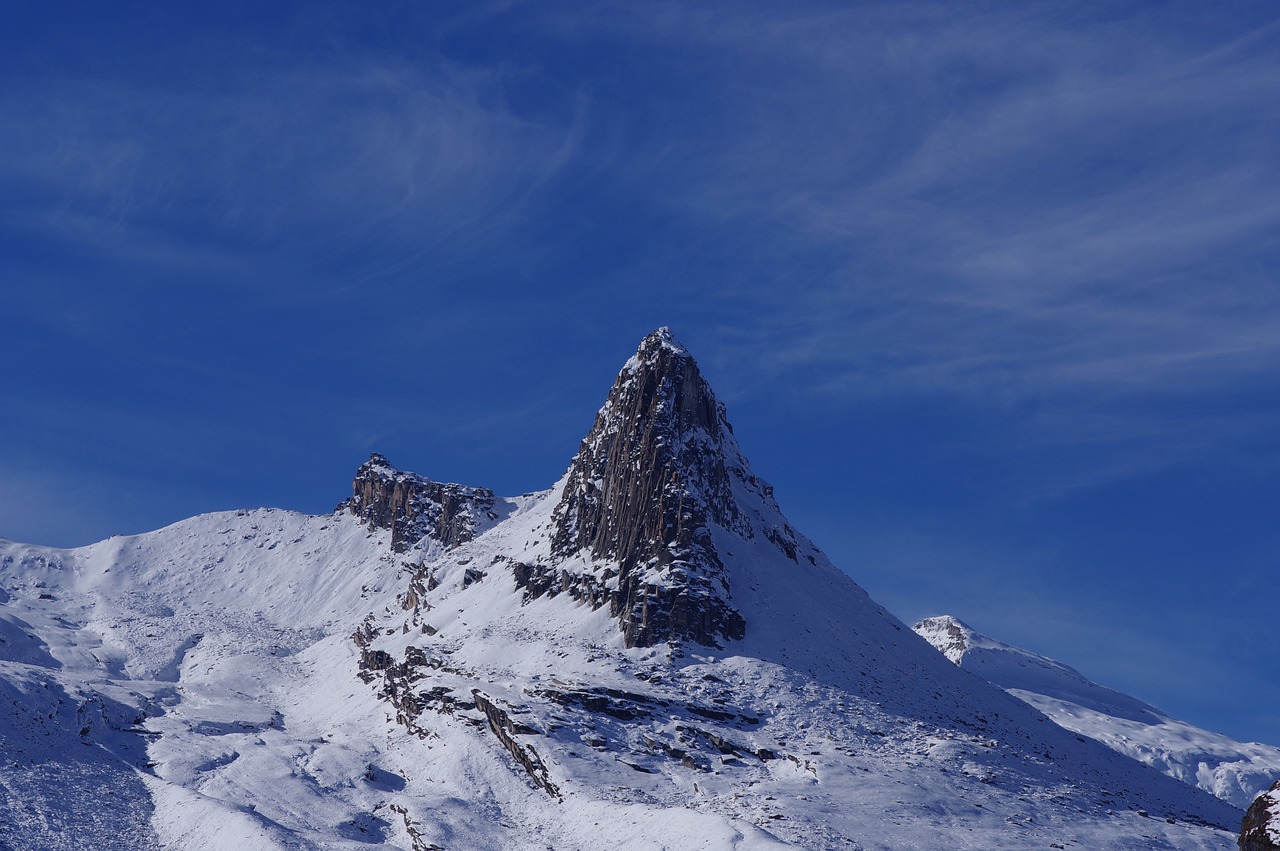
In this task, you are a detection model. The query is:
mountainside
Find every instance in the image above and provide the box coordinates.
[0,329,1247,849]
[915,614,1280,810]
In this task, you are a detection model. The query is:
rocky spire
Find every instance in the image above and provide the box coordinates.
[544,328,750,648]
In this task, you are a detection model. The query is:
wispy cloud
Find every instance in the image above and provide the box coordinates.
[0,59,586,279]
[564,3,1280,477]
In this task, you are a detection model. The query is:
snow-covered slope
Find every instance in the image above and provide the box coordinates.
[0,508,408,849]
[916,614,1280,810]
[0,329,1247,849]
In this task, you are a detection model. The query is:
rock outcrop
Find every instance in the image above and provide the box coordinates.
[539,328,753,648]
[345,453,498,553]
[1241,780,1280,850]
[471,690,560,800]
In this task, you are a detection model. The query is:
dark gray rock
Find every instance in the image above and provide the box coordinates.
[540,328,752,648]
[345,453,497,553]
[471,690,560,799]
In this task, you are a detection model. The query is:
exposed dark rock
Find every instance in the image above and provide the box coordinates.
[1241,780,1280,850]
[528,684,758,730]
[681,753,709,771]
[389,804,443,851]
[471,690,560,800]
[359,649,394,672]
[539,328,774,648]
[357,644,482,737]
[512,558,743,650]
[642,733,687,761]
[707,731,738,754]
[655,723,751,761]
[684,701,733,721]
[351,616,377,648]
[529,685,667,722]
[344,453,498,553]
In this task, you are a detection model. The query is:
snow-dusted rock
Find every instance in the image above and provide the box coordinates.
[1241,779,1280,850]
[346,452,502,552]
[542,326,770,647]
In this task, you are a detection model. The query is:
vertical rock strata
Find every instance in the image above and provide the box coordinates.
[541,328,755,648]
[346,454,498,553]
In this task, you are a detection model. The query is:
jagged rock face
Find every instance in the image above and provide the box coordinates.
[1241,780,1280,850]
[544,328,748,648]
[346,453,497,553]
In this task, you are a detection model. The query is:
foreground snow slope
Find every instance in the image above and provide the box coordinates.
[916,614,1280,810]
[0,508,407,850]
[0,503,1242,851]
[0,329,1246,849]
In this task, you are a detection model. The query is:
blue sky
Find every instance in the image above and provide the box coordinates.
[2,2,1278,745]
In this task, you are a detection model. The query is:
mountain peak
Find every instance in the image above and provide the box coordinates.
[633,325,689,358]
[914,615,1280,809]
[915,614,1166,723]
[532,330,763,648]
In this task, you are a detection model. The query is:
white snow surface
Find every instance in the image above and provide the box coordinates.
[0,492,1244,849]
[915,614,1280,810]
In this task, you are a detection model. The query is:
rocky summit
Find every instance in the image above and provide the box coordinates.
[538,327,780,647]
[0,329,1252,850]
[346,453,502,553]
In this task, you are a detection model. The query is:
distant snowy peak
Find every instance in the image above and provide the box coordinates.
[913,615,1162,721]
[915,615,1280,811]
[345,453,501,553]
[913,614,973,665]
